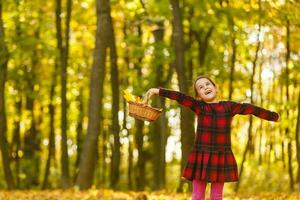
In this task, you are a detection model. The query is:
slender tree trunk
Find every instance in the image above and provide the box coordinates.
[228,14,236,100]
[76,0,109,189]
[23,65,39,188]
[132,23,148,191]
[152,22,168,190]
[127,133,134,189]
[59,0,72,188]
[194,27,214,68]
[122,23,133,189]
[151,98,168,189]
[170,0,195,191]
[295,88,300,185]
[258,63,263,165]
[134,120,145,190]
[107,3,121,188]
[100,129,107,186]
[122,93,134,189]
[9,1,22,188]
[235,0,261,192]
[11,98,21,188]
[280,82,286,169]
[74,86,84,181]
[22,6,42,187]
[0,0,15,188]
[187,7,194,81]
[288,141,293,190]
[42,62,58,189]
[285,19,294,191]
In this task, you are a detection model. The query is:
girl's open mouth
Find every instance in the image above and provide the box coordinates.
[205,90,212,95]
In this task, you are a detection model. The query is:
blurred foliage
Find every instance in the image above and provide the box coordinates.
[0,0,299,195]
[0,189,299,200]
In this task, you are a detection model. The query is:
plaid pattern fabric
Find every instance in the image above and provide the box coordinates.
[159,88,279,182]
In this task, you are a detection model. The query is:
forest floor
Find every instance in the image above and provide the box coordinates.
[0,189,299,200]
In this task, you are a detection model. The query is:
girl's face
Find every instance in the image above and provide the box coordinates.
[195,78,218,102]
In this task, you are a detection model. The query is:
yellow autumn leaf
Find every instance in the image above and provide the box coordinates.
[123,90,145,104]
[123,90,136,102]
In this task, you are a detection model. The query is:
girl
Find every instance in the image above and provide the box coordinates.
[144,75,279,200]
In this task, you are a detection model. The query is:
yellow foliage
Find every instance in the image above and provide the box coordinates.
[123,90,145,104]
[0,190,299,200]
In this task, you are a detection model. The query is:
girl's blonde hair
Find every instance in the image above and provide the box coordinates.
[194,75,216,98]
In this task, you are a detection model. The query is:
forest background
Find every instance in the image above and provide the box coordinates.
[0,0,300,198]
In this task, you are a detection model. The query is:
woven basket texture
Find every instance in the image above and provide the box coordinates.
[128,101,162,122]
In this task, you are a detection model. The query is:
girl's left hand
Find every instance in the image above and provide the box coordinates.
[143,88,159,103]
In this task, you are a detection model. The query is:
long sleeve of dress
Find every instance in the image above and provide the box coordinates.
[230,101,279,121]
[158,88,199,113]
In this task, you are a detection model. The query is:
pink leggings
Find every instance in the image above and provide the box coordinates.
[192,180,224,200]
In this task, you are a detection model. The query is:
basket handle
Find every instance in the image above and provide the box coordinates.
[143,90,155,104]
[142,94,149,104]
[143,88,159,104]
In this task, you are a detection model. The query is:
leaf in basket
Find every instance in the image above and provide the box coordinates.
[136,97,145,104]
[123,90,135,102]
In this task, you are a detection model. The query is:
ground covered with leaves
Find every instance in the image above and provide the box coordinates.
[0,189,299,200]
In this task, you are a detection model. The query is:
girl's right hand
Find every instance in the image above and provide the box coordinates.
[143,88,159,103]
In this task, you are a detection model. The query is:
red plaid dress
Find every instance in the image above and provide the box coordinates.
[159,88,279,183]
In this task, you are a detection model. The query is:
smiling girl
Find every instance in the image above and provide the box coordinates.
[144,75,279,200]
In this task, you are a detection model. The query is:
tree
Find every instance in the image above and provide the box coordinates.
[235,0,262,192]
[56,0,73,188]
[285,18,294,191]
[75,0,109,189]
[0,0,15,189]
[151,22,168,190]
[108,2,121,188]
[170,0,195,191]
[42,62,58,189]
[296,89,300,186]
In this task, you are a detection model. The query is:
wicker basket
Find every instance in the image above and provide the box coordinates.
[128,101,162,122]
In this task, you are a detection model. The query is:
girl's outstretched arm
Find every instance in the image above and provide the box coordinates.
[230,101,280,122]
[144,88,199,113]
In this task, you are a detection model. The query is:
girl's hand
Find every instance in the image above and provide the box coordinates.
[143,88,159,103]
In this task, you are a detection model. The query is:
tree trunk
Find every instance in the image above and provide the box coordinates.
[107,3,121,188]
[186,7,194,81]
[295,88,300,185]
[11,98,21,188]
[170,0,195,191]
[131,22,148,190]
[21,6,42,186]
[235,0,261,192]
[228,14,236,100]
[134,120,145,190]
[194,27,214,68]
[59,0,72,188]
[122,23,133,189]
[152,22,169,190]
[285,19,294,191]
[100,129,107,186]
[23,64,39,187]
[75,0,109,189]
[74,86,84,181]
[258,63,263,165]
[280,83,286,169]
[42,62,58,189]
[0,0,15,188]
